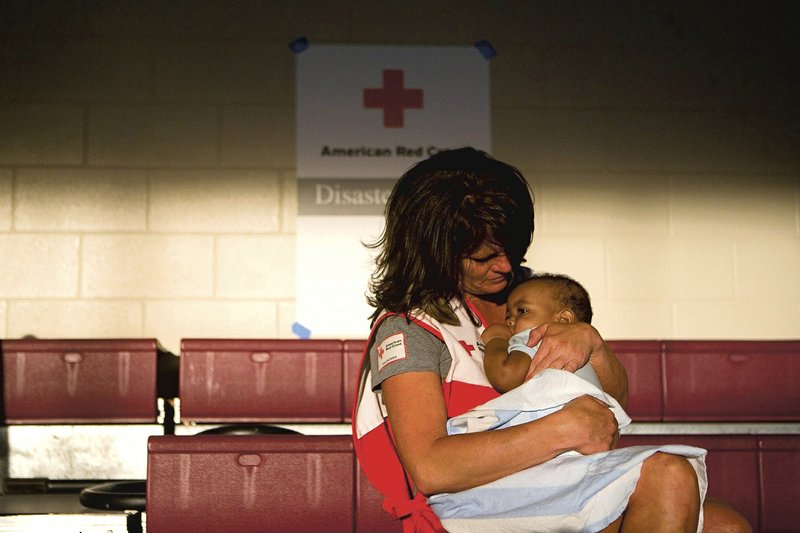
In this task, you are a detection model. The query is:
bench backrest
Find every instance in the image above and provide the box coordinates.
[2,338,161,423]
[146,434,356,533]
[179,339,344,423]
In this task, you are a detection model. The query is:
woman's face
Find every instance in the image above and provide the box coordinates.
[460,242,513,297]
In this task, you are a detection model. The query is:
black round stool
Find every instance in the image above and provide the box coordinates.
[79,480,146,511]
[197,424,301,436]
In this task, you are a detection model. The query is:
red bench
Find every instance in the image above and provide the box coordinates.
[0,338,169,485]
[2,338,161,424]
[0,339,174,528]
[166,338,799,531]
[759,435,800,532]
[179,339,345,424]
[610,340,800,423]
[175,338,402,532]
[606,340,800,530]
[7,338,792,531]
[146,434,356,533]
[662,340,800,422]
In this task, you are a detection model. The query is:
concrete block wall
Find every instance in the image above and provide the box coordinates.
[0,1,798,353]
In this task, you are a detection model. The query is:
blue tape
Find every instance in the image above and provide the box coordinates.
[292,321,312,339]
[289,36,310,54]
[474,40,497,60]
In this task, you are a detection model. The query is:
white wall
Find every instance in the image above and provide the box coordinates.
[0,1,798,352]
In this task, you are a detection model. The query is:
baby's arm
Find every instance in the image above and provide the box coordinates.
[481,324,532,393]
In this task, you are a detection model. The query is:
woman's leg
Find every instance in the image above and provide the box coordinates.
[603,498,751,533]
[620,452,701,532]
[603,453,752,533]
[702,497,752,533]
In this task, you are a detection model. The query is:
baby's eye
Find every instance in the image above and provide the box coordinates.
[517,307,528,315]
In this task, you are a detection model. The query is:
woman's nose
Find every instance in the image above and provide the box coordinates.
[492,254,512,272]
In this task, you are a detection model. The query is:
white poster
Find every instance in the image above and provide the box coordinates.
[295,44,491,338]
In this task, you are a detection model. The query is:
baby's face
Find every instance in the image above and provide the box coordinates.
[505,282,562,334]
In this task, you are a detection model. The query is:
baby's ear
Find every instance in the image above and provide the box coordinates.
[557,309,575,323]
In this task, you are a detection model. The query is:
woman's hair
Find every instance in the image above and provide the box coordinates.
[366,147,535,324]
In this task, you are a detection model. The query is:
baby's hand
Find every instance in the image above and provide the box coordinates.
[481,323,513,344]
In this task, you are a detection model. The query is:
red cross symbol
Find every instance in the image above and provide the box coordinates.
[363,69,424,128]
[459,340,476,357]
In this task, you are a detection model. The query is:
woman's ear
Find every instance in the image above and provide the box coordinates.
[557,309,575,323]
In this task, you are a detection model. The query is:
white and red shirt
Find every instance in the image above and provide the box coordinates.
[352,299,500,532]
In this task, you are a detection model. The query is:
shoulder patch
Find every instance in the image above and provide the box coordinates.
[377,332,407,371]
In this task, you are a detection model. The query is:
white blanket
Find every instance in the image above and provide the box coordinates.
[428,369,708,532]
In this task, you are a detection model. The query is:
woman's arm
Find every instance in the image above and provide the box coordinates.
[381,370,619,495]
[524,322,629,408]
[586,341,629,408]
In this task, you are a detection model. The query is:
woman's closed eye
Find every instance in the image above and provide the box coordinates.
[469,252,506,264]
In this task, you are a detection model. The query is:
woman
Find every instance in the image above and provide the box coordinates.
[352,147,749,532]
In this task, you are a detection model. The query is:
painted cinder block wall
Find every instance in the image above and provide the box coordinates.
[0,1,798,353]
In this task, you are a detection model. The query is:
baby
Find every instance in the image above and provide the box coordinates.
[436,274,708,533]
[482,273,601,393]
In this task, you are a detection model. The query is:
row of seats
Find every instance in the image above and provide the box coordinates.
[183,338,800,423]
[0,338,401,532]
[143,432,799,533]
[3,338,799,424]
[618,434,799,532]
[610,340,800,422]
[610,340,800,530]
[1,338,359,426]
[1,338,798,531]
[146,434,401,533]
[2,338,166,424]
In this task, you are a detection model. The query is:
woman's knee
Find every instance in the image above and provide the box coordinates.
[624,453,701,531]
[703,497,753,533]
[641,453,699,492]
[634,452,700,512]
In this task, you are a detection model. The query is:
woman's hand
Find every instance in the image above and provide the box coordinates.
[557,395,619,454]
[524,322,629,407]
[524,321,600,378]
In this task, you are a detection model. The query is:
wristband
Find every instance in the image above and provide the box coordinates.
[508,329,542,359]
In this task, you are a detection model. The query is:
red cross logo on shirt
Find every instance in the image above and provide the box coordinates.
[363,69,424,128]
[459,340,476,357]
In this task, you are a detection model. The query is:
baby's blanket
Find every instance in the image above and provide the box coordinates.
[428,369,707,533]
